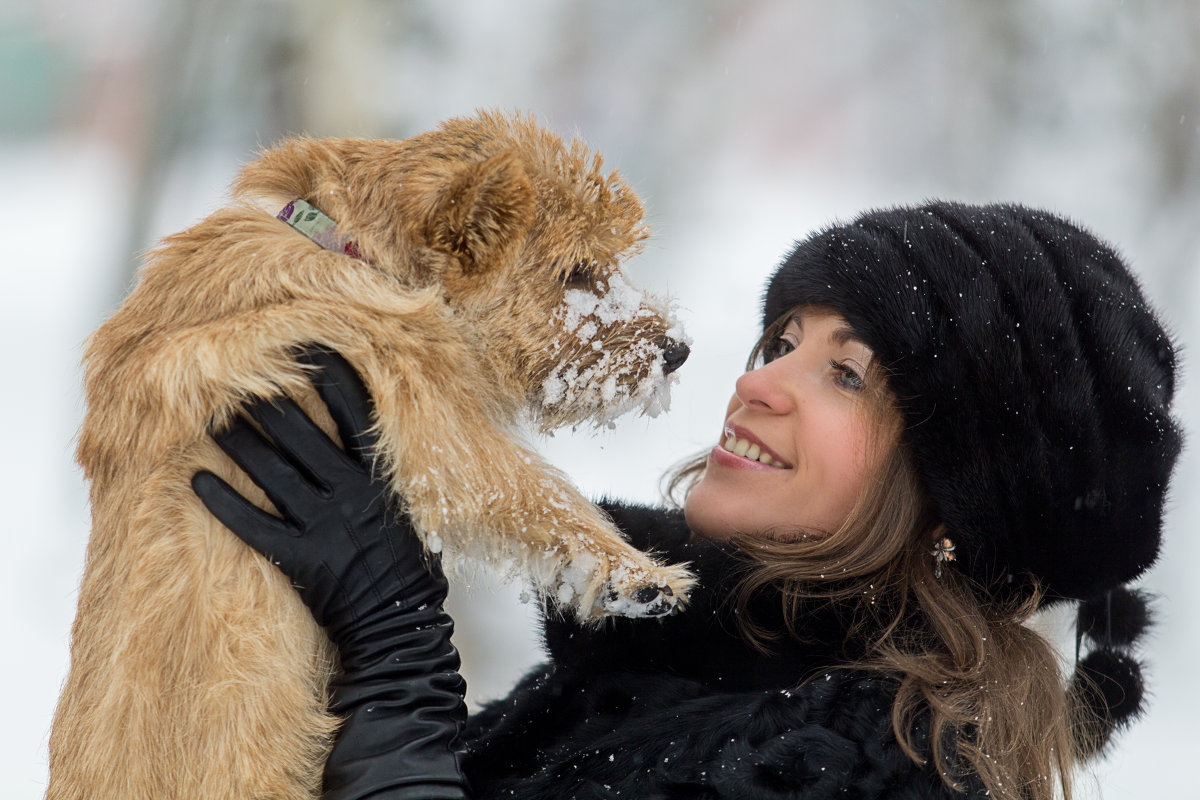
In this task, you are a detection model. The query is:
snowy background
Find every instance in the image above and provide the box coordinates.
[5,1,1199,797]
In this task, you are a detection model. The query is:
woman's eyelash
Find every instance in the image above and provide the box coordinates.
[829,359,865,390]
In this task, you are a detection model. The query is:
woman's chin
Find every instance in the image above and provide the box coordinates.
[683,482,741,542]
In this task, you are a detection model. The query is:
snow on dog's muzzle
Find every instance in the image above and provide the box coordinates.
[537,274,688,428]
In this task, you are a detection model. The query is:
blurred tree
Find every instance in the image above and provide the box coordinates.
[114,0,390,305]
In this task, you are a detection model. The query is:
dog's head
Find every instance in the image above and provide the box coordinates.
[235,112,688,430]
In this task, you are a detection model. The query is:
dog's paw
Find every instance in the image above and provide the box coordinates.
[541,529,696,620]
[600,583,677,618]
[597,562,695,619]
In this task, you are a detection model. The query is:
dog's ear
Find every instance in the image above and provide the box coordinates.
[425,150,535,274]
[233,136,353,202]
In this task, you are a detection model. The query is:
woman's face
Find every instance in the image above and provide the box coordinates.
[684,308,889,541]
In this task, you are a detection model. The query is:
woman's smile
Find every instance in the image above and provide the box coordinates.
[684,307,889,541]
[711,424,791,470]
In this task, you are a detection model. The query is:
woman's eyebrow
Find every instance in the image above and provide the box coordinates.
[829,325,864,347]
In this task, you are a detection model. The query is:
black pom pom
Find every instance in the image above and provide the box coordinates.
[1069,649,1147,757]
[1077,586,1152,648]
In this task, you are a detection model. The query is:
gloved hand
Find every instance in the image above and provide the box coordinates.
[192,349,470,800]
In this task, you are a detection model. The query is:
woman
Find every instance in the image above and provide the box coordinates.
[194,201,1182,799]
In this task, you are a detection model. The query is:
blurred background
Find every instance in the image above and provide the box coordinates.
[4,0,1198,796]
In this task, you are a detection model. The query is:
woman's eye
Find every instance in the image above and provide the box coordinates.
[830,359,865,392]
[764,336,795,362]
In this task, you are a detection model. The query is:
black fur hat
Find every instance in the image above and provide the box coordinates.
[763,201,1181,603]
[763,201,1182,751]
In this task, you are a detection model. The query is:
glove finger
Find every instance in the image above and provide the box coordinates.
[243,394,364,491]
[211,414,327,521]
[297,348,380,463]
[191,470,301,567]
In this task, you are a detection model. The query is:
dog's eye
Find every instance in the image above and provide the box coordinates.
[565,261,590,287]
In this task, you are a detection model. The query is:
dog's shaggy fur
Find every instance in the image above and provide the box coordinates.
[48,112,695,799]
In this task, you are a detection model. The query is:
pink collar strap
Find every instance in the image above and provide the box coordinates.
[277,199,368,262]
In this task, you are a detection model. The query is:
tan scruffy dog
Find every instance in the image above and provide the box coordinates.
[48,111,696,800]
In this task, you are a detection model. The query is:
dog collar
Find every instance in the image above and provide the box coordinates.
[276,198,368,262]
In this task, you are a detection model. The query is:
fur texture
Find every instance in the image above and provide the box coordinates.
[48,112,695,799]
[1070,649,1146,758]
[1071,586,1154,753]
[1077,586,1153,649]
[761,201,1181,761]
[464,502,981,799]
[762,201,1182,602]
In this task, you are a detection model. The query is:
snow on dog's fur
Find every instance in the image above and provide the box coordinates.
[48,111,695,800]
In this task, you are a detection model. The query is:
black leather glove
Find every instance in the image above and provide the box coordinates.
[192,350,470,800]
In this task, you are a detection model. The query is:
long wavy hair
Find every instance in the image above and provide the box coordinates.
[664,306,1088,800]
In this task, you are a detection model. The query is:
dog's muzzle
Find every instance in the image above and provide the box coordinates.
[660,338,690,374]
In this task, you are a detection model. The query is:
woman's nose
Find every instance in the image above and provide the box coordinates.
[735,361,794,413]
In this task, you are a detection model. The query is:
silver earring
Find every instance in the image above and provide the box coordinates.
[931,536,957,579]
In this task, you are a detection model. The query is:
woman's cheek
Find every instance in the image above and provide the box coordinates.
[683,479,721,539]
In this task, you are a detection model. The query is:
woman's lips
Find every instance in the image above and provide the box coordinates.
[711,425,791,470]
[710,445,779,471]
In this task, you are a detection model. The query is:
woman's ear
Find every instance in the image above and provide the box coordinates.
[424,150,536,274]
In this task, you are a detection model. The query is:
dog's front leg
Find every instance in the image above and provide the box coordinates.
[357,358,694,619]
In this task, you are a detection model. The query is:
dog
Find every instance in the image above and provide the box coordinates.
[47,111,695,799]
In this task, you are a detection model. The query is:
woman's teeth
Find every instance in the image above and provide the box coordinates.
[722,435,786,467]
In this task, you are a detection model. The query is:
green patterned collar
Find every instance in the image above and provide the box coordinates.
[276,199,367,262]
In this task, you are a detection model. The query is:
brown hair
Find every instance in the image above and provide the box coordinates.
[664,307,1083,800]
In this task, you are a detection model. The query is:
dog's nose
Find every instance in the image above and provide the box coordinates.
[660,338,690,374]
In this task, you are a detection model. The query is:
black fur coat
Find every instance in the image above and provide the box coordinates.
[462,502,983,799]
